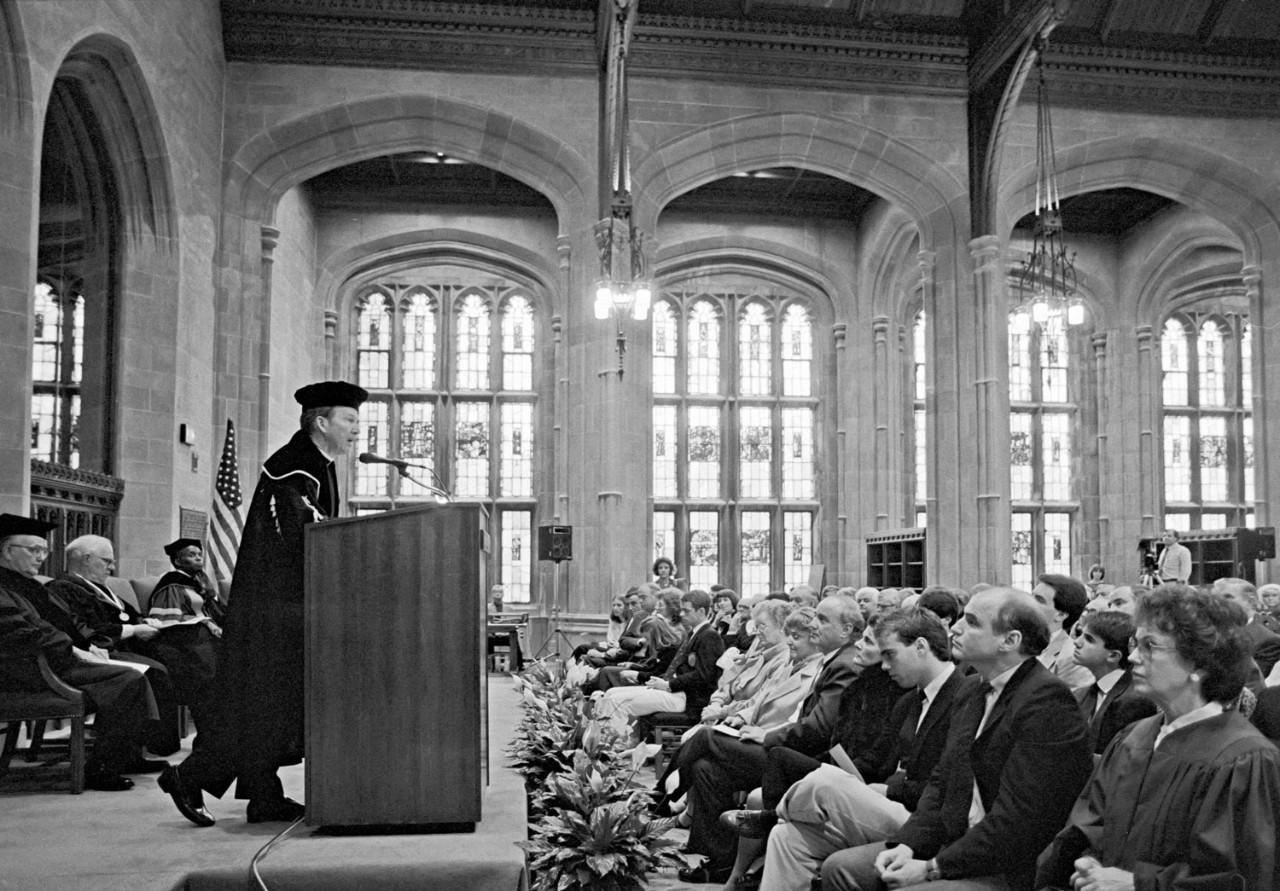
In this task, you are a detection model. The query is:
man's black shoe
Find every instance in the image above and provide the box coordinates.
[719,808,777,839]
[246,796,305,823]
[652,793,674,818]
[158,765,215,827]
[677,864,732,884]
[122,758,170,774]
[85,768,134,791]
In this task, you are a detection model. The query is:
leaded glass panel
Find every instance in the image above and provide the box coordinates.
[1162,319,1189,406]
[1044,512,1071,576]
[502,295,534,391]
[687,300,720,395]
[739,405,773,498]
[455,293,490,390]
[357,292,392,388]
[455,401,490,497]
[782,407,814,500]
[501,510,532,603]
[1010,411,1034,501]
[688,405,721,498]
[782,304,812,396]
[653,511,676,564]
[740,511,771,599]
[784,512,812,590]
[739,302,771,396]
[357,400,389,496]
[1042,412,1071,501]
[652,300,678,395]
[653,405,678,498]
[689,511,719,591]
[1011,512,1033,590]
[500,402,533,497]
[1199,415,1228,502]
[401,292,436,389]
[1163,415,1191,502]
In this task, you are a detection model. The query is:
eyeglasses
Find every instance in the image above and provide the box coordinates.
[8,544,49,558]
[1129,636,1178,659]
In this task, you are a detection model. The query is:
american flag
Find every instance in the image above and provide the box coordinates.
[208,419,245,582]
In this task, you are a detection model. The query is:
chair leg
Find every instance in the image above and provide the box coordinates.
[68,715,85,794]
[24,720,46,762]
[652,728,666,775]
[1,721,18,771]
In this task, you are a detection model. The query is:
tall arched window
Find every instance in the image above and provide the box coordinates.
[1008,309,1077,589]
[350,276,540,601]
[31,282,84,467]
[652,285,819,597]
[1161,309,1252,530]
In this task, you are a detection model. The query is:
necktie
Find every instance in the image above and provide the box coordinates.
[1079,683,1101,721]
[663,629,696,681]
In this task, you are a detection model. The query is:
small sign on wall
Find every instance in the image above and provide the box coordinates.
[179,508,208,542]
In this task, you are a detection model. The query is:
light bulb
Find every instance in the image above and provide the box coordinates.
[1031,298,1049,324]
[1067,301,1085,326]
[632,282,651,320]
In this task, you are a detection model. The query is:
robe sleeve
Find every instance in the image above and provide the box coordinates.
[1134,742,1280,891]
[147,583,197,623]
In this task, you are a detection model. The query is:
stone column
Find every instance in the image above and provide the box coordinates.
[872,316,891,530]
[257,225,280,464]
[1135,324,1157,538]
[323,310,339,377]
[1089,331,1109,571]
[832,322,848,583]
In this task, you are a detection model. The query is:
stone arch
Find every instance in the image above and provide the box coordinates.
[633,112,969,252]
[0,0,32,135]
[994,136,1280,267]
[225,95,592,232]
[1134,233,1246,326]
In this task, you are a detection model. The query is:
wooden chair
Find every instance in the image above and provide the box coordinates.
[644,711,697,775]
[0,652,88,793]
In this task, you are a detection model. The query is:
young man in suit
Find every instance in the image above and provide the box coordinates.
[1031,573,1092,690]
[1071,609,1157,756]
[596,588,724,740]
[677,592,865,884]
[744,606,979,891]
[820,587,1093,891]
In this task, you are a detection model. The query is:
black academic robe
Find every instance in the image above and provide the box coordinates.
[1037,710,1280,891]
[144,570,222,713]
[207,428,338,789]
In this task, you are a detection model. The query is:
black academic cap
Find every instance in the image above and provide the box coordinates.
[0,513,56,539]
[293,380,368,411]
[163,537,204,557]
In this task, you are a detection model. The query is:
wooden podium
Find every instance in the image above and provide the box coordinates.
[304,503,489,828]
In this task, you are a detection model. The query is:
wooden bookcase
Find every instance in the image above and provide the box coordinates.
[866,527,927,589]
[1141,526,1276,585]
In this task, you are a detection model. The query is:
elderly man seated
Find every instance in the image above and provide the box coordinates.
[0,515,156,790]
[1212,577,1280,679]
[35,534,182,759]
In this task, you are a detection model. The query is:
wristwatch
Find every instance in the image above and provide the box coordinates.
[925,858,942,881]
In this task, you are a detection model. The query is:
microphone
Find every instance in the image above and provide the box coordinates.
[359,452,409,470]
[359,453,452,504]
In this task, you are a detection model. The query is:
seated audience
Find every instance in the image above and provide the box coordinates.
[1106,584,1142,616]
[565,592,630,686]
[1031,573,1093,689]
[751,607,977,891]
[583,585,650,668]
[1086,563,1106,594]
[35,534,183,758]
[0,514,157,790]
[701,599,793,724]
[917,587,961,627]
[789,585,819,608]
[596,589,723,742]
[676,593,865,884]
[1069,609,1157,756]
[818,587,1092,891]
[1212,577,1280,677]
[720,591,756,652]
[1260,582,1280,622]
[653,606,824,814]
[143,538,224,742]
[587,587,671,683]
[653,556,679,589]
[710,588,741,643]
[1036,584,1280,891]
[853,587,878,620]
[875,588,902,615]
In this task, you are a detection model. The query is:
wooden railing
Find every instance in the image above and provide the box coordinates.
[29,460,124,576]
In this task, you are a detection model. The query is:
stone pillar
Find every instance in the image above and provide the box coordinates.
[966,236,1012,583]
[833,321,848,582]
[1089,331,1109,571]
[257,225,280,465]
[1135,324,1157,538]
[872,316,891,530]
[323,310,338,376]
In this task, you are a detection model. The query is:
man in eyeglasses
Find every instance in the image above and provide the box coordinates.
[0,513,155,791]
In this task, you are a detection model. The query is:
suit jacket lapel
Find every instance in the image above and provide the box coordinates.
[914,669,960,751]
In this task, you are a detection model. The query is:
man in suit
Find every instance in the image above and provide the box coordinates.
[35,534,181,759]
[1213,577,1280,678]
[677,592,865,884]
[1070,609,1156,756]
[1031,573,1092,689]
[595,588,724,739]
[750,607,978,891]
[0,514,156,790]
[820,587,1093,891]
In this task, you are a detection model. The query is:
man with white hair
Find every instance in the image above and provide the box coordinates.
[37,534,181,761]
[1260,583,1280,623]
[1212,577,1280,678]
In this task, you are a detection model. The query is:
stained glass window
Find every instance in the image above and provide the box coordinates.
[782,304,812,397]
[1042,412,1071,501]
[1008,312,1032,402]
[687,300,721,395]
[654,286,819,593]
[455,293,490,390]
[1162,319,1189,406]
[350,278,540,602]
[502,296,534,391]
[1011,512,1033,591]
[739,303,772,396]
[1044,512,1071,576]
[688,511,720,591]
[401,292,436,389]
[501,511,532,602]
[653,511,676,565]
[30,282,83,468]
[784,512,812,590]
[357,291,392,388]
[1040,314,1069,403]
[1160,310,1251,527]
[740,511,772,598]
[1010,412,1034,501]
[739,405,773,498]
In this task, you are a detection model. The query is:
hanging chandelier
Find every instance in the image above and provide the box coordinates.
[1014,45,1082,328]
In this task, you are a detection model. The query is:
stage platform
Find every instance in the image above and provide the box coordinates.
[1,677,527,891]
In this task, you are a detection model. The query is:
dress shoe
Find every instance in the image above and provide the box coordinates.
[719,808,776,839]
[246,796,305,823]
[677,864,732,884]
[158,765,216,827]
[122,758,170,774]
[84,768,134,791]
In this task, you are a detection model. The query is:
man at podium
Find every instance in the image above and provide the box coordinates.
[159,380,368,827]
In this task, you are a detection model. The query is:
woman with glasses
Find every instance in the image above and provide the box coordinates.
[1036,584,1280,891]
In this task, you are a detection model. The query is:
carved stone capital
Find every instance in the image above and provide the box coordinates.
[832,322,847,349]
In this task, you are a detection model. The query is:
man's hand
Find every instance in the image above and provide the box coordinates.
[874,846,915,881]
[645,677,671,692]
[721,714,745,729]
[738,725,767,744]
[125,623,159,641]
[1071,857,1135,891]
